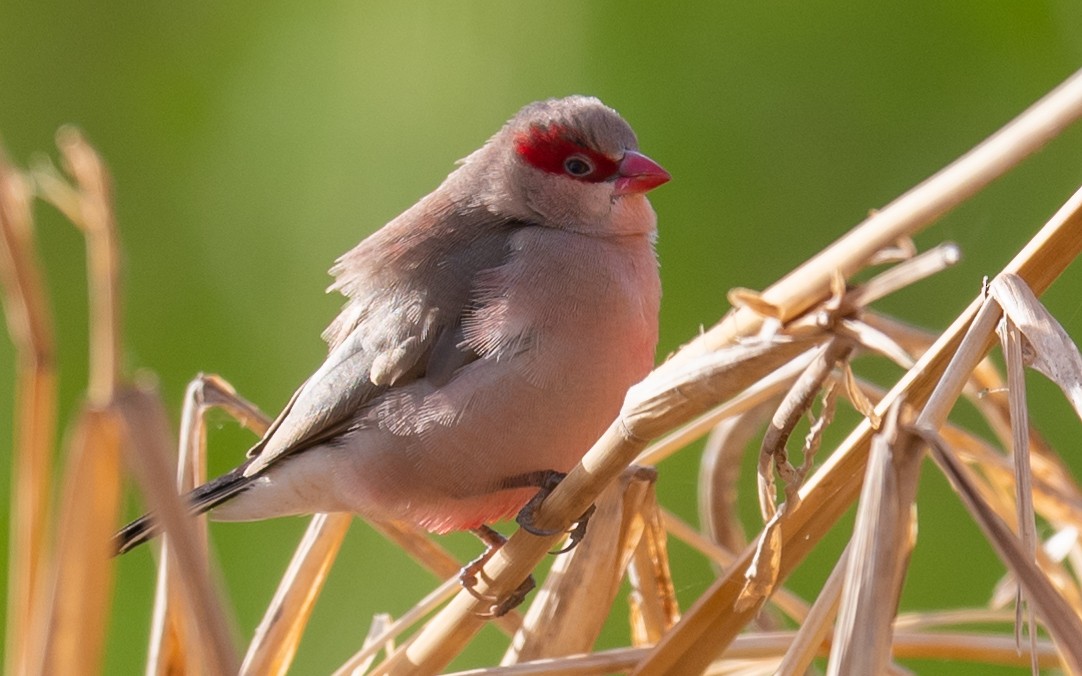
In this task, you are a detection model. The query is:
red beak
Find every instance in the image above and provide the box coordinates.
[613,150,671,196]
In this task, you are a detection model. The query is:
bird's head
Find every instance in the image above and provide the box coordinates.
[463,96,670,235]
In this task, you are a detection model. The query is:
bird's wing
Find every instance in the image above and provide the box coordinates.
[243,198,519,477]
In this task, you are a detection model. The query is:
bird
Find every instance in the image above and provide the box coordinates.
[115,96,669,607]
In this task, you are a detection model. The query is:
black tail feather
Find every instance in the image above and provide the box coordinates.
[114,465,256,555]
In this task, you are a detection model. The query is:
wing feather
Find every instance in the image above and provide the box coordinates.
[243,192,519,476]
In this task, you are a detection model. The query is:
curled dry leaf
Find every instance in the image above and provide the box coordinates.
[990,273,1082,421]
[699,397,780,557]
[737,511,783,613]
[758,338,852,519]
[727,287,784,319]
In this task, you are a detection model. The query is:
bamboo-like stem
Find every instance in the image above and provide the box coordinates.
[441,631,1062,675]
[0,151,57,676]
[149,374,268,674]
[368,519,524,635]
[333,577,462,676]
[43,128,122,405]
[632,184,1082,675]
[776,544,848,675]
[668,65,1082,368]
[32,408,124,675]
[242,513,353,676]
[827,406,922,675]
[117,386,240,675]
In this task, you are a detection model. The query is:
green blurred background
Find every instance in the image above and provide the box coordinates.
[3,2,1082,674]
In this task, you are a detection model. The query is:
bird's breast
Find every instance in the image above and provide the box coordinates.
[462,225,659,386]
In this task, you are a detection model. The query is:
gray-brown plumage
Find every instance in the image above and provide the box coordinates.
[116,96,669,554]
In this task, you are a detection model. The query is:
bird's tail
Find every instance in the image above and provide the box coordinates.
[114,465,255,555]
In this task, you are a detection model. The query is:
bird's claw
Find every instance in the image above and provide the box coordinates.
[514,473,596,555]
[459,559,535,618]
[474,575,536,618]
[461,525,535,617]
[546,504,596,554]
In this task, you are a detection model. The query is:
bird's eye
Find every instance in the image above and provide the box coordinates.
[563,155,594,177]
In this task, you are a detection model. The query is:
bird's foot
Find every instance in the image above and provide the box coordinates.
[513,470,596,554]
[461,525,535,617]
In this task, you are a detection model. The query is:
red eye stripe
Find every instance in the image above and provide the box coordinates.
[513,124,620,183]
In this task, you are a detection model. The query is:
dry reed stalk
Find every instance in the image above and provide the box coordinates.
[24,131,150,675]
[671,65,1082,362]
[626,486,679,647]
[30,406,123,675]
[502,467,656,664]
[827,403,922,675]
[0,149,57,676]
[149,374,267,674]
[630,88,1082,676]
[774,543,848,675]
[242,512,354,675]
[442,631,1063,675]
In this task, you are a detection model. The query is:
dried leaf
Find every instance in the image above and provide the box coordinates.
[737,512,782,613]
[838,316,915,370]
[759,338,852,519]
[699,398,779,555]
[925,430,1082,673]
[828,404,923,675]
[728,287,784,319]
[628,485,680,646]
[991,273,1082,421]
[997,315,1040,667]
